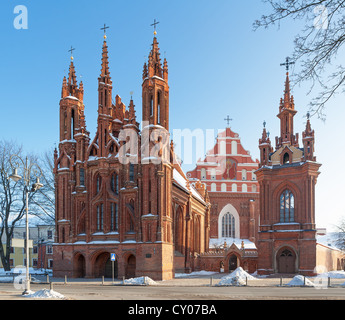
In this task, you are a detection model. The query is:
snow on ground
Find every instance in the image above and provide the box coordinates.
[174,270,217,278]
[216,267,258,286]
[123,276,157,285]
[286,275,315,287]
[23,289,65,299]
[317,270,345,279]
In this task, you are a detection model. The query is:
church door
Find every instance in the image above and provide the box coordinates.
[228,254,238,272]
[75,254,85,278]
[126,255,136,279]
[104,258,118,278]
[278,249,295,273]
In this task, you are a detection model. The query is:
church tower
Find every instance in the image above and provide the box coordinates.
[138,28,174,280]
[142,33,169,131]
[256,68,321,276]
[55,52,89,245]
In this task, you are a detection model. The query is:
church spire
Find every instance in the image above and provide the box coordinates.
[148,36,163,78]
[276,64,298,149]
[61,48,83,101]
[142,21,170,131]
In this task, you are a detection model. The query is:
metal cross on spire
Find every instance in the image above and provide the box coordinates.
[280,56,295,72]
[151,19,160,35]
[101,23,110,39]
[68,46,75,60]
[224,115,233,127]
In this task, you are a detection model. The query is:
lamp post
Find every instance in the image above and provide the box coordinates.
[8,155,43,295]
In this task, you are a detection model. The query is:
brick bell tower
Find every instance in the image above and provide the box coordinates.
[256,67,321,276]
[55,51,90,245]
[138,27,174,280]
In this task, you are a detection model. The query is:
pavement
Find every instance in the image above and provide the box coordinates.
[0,272,344,301]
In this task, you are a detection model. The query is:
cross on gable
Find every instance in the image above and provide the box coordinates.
[224,115,233,127]
[280,57,295,72]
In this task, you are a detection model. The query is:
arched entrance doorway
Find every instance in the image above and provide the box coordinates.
[228,254,238,272]
[126,254,136,279]
[74,253,86,278]
[277,248,296,274]
[104,258,118,278]
[94,252,118,278]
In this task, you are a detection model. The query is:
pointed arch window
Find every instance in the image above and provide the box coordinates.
[97,204,104,231]
[222,213,235,238]
[96,175,102,194]
[280,189,295,222]
[157,91,161,124]
[110,203,118,232]
[150,95,154,117]
[111,173,119,194]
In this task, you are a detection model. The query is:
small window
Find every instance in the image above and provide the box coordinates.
[242,169,247,181]
[221,183,227,192]
[129,164,135,181]
[211,168,216,180]
[201,168,206,180]
[242,184,247,192]
[283,152,290,164]
[80,168,85,186]
[232,183,237,192]
[211,183,217,192]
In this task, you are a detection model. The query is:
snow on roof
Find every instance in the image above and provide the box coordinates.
[173,168,204,203]
[316,232,343,252]
[209,237,257,250]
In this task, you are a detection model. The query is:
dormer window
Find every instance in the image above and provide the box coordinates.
[283,152,290,164]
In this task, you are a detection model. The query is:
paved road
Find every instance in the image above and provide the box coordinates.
[0,278,344,300]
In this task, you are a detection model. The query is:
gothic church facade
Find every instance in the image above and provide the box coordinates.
[53,34,210,280]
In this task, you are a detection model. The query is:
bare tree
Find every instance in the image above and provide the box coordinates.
[254,0,345,119]
[334,217,345,251]
[0,141,55,271]
[32,149,55,224]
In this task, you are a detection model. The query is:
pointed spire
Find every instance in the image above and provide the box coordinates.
[163,58,168,82]
[148,37,163,78]
[68,59,77,87]
[143,62,148,80]
[100,40,111,78]
[280,72,295,111]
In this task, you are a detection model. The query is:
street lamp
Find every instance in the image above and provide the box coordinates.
[8,155,43,295]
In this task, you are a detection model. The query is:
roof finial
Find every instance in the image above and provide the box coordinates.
[68,46,75,61]
[280,56,295,73]
[151,19,159,36]
[101,23,110,40]
[224,115,233,127]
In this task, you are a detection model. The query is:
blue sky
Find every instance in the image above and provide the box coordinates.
[0,0,344,231]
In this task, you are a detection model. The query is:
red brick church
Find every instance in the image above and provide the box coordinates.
[53,28,343,280]
[53,31,211,280]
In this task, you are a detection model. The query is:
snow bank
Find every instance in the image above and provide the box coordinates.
[123,276,157,285]
[216,267,257,286]
[286,275,315,287]
[175,270,217,278]
[216,276,246,287]
[24,289,65,299]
